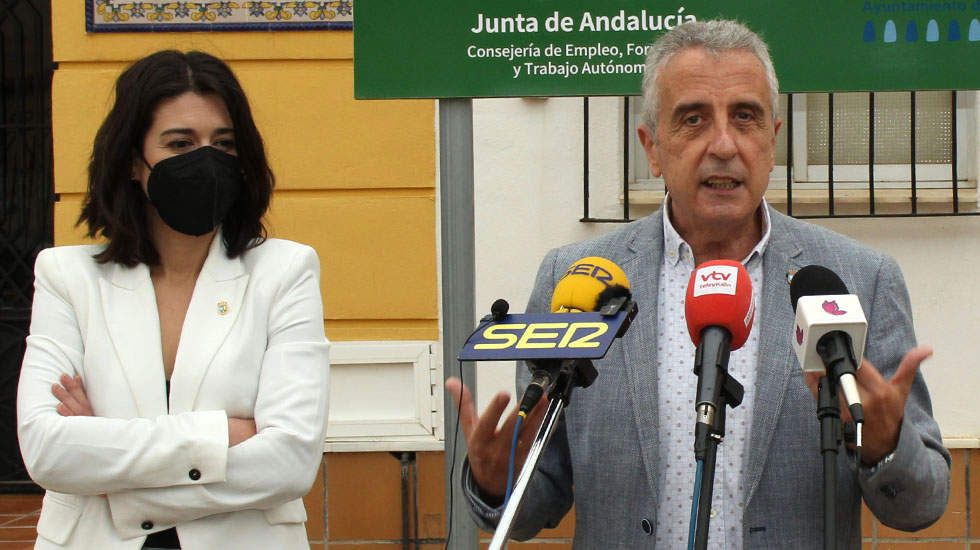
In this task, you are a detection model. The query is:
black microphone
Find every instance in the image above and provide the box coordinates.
[789,265,866,441]
[491,299,509,321]
[480,299,510,323]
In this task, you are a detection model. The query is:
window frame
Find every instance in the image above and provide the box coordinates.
[627,91,978,195]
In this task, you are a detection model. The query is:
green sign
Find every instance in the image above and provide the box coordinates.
[355,1,980,98]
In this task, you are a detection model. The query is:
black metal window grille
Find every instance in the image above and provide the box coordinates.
[581,91,977,222]
[0,0,54,489]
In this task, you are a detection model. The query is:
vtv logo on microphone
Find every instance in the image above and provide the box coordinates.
[693,265,739,297]
[702,271,732,281]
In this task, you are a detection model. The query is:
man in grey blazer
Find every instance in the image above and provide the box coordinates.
[447,19,950,548]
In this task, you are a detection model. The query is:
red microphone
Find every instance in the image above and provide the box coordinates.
[685,260,754,350]
[684,260,754,459]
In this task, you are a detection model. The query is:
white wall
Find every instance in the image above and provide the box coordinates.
[820,216,980,441]
[472,96,980,441]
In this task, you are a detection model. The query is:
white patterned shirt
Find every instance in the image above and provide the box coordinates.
[654,198,770,548]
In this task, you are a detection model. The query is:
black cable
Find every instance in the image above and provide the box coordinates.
[445,302,507,548]
[444,358,465,549]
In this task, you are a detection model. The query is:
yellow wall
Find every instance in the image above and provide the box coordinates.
[52,6,438,342]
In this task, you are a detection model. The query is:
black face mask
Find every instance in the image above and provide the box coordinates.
[146,146,244,236]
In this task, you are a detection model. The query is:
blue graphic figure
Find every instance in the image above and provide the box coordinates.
[970,19,980,41]
[949,20,961,41]
[926,20,939,42]
[863,21,875,42]
[884,20,897,43]
[906,20,918,42]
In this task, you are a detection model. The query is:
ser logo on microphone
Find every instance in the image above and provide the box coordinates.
[563,262,615,287]
[473,322,609,350]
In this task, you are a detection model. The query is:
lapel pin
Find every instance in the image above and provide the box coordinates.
[217,301,229,316]
[786,269,799,285]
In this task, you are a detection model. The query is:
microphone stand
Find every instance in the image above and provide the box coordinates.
[690,328,744,550]
[690,374,743,549]
[488,357,597,550]
[479,297,636,549]
[817,375,842,550]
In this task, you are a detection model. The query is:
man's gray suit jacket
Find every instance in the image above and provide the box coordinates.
[464,206,950,548]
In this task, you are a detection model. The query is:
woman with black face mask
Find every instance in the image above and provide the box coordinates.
[17,50,329,550]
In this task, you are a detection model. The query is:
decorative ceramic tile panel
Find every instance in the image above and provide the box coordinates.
[86,1,353,32]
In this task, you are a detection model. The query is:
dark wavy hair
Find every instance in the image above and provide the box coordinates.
[79,50,273,266]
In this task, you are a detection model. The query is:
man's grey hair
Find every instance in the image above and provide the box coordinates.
[641,19,780,134]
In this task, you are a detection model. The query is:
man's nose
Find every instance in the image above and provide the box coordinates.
[707,121,737,159]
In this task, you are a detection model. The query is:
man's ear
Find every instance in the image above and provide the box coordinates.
[770,118,783,170]
[637,124,662,177]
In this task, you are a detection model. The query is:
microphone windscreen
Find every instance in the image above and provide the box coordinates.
[790,265,849,311]
[490,298,509,321]
[596,283,632,310]
[685,260,754,350]
[551,256,631,313]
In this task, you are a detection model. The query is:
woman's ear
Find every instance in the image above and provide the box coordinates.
[131,148,148,184]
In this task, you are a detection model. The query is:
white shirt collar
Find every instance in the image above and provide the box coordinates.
[662,195,772,267]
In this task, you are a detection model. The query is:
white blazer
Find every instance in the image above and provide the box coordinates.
[17,236,330,550]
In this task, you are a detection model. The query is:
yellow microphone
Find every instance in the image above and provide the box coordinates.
[551,256,631,313]
[519,257,633,416]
